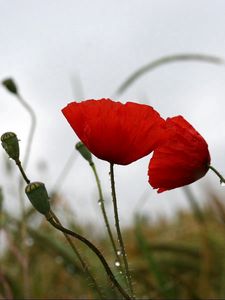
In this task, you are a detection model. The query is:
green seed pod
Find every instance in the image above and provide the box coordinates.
[2,78,18,94]
[75,141,93,163]
[1,132,20,161]
[25,182,50,215]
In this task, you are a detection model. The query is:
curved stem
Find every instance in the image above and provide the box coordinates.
[17,93,36,170]
[50,210,104,299]
[15,158,104,298]
[14,91,36,299]
[15,93,36,215]
[110,163,134,299]
[114,53,224,96]
[209,165,225,183]
[46,213,131,300]
[16,92,36,215]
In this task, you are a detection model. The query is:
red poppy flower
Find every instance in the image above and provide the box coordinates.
[148,116,210,193]
[62,98,165,165]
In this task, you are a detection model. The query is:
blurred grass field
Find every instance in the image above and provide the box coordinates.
[1,54,225,299]
[1,187,225,299]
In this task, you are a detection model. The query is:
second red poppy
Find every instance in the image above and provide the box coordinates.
[148,116,211,193]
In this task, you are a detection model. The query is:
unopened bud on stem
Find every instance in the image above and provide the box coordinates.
[1,132,20,161]
[2,78,18,95]
[25,182,50,215]
[75,141,93,164]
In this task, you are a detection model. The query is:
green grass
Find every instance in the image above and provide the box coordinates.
[1,190,225,299]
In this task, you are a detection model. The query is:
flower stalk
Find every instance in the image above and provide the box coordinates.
[209,165,225,184]
[4,146,103,299]
[46,211,131,300]
[50,210,104,299]
[90,162,118,254]
[110,163,135,299]
[2,78,36,298]
[76,142,125,283]
[4,142,129,299]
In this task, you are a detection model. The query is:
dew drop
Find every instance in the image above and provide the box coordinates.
[220,180,225,187]
[98,200,102,206]
[115,260,120,267]
[117,250,122,256]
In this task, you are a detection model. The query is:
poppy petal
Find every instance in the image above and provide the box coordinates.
[62,98,165,165]
[148,116,210,192]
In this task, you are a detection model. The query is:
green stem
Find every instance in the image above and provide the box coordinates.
[90,162,122,262]
[50,210,104,299]
[114,53,224,96]
[17,93,36,170]
[209,165,225,183]
[15,92,36,217]
[15,159,104,299]
[15,160,30,184]
[14,158,30,298]
[110,163,135,299]
[46,213,131,300]
[13,91,36,299]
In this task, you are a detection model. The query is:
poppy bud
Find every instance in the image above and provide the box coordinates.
[2,78,18,95]
[75,141,93,164]
[25,182,50,215]
[1,132,20,161]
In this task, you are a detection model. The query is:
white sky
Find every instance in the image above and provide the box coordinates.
[1,0,225,227]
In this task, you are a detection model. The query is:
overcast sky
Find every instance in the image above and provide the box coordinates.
[1,0,225,227]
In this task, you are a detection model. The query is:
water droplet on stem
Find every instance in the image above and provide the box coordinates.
[115,260,120,267]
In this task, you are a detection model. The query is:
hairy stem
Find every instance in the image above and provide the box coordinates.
[50,210,104,299]
[90,162,122,263]
[15,159,104,298]
[110,163,134,299]
[46,213,131,300]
